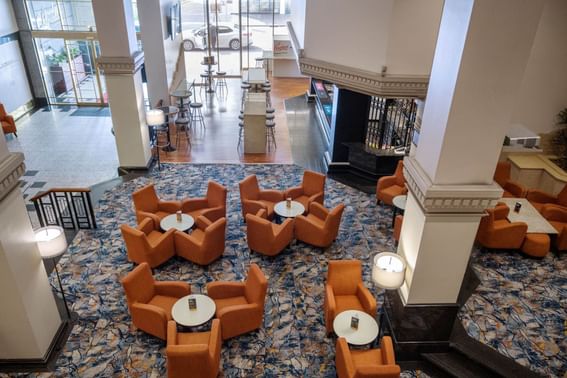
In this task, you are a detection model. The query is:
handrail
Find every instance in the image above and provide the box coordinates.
[30,188,97,230]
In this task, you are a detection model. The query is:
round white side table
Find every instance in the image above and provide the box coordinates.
[274,200,305,218]
[160,214,194,232]
[333,310,379,346]
[172,294,216,327]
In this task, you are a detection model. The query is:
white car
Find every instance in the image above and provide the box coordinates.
[183,24,253,51]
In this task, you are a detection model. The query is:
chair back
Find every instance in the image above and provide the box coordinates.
[303,170,326,196]
[494,162,511,187]
[202,217,226,254]
[244,263,268,306]
[239,175,260,201]
[0,103,7,118]
[207,180,228,209]
[121,224,151,263]
[121,263,155,305]
[246,210,274,249]
[558,185,567,207]
[327,260,362,296]
[324,203,345,239]
[394,160,405,187]
[133,184,159,213]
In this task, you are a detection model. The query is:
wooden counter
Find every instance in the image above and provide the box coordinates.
[508,154,567,195]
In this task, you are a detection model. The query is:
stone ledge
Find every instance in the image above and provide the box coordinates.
[0,152,25,202]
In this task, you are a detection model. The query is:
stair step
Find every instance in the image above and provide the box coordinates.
[422,352,498,378]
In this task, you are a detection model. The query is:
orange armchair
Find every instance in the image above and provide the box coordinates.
[181,180,228,222]
[476,203,528,250]
[526,184,567,213]
[336,336,401,378]
[121,218,176,267]
[245,209,294,256]
[239,175,284,220]
[295,202,345,248]
[121,263,190,340]
[174,216,226,265]
[283,170,326,211]
[166,319,222,378]
[541,205,567,251]
[132,184,181,227]
[0,103,17,137]
[206,263,268,340]
[324,260,377,334]
[493,161,527,198]
[376,160,407,206]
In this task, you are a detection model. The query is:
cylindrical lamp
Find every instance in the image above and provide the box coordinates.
[372,252,406,290]
[146,109,165,126]
[35,226,68,258]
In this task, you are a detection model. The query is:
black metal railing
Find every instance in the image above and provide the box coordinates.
[30,188,97,230]
[365,97,417,151]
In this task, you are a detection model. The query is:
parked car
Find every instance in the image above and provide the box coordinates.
[182,23,253,51]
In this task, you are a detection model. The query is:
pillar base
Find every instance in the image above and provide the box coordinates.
[117,156,155,176]
[0,312,77,373]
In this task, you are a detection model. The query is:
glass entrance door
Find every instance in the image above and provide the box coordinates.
[65,39,104,105]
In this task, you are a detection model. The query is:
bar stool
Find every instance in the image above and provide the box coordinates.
[255,57,265,68]
[265,112,275,121]
[263,87,272,108]
[215,71,228,92]
[190,85,205,132]
[266,107,275,114]
[266,120,276,151]
[238,121,244,150]
[175,118,191,150]
[200,73,213,94]
[241,82,251,109]
[152,125,170,170]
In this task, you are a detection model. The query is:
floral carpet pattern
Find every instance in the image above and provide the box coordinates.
[6,163,565,377]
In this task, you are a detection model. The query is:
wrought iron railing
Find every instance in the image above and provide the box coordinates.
[365,97,417,151]
[30,188,97,230]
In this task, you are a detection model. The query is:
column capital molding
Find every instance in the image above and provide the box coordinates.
[0,152,26,202]
[298,57,429,98]
[97,51,144,75]
[403,156,503,214]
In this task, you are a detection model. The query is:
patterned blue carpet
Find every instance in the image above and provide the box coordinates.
[8,164,565,377]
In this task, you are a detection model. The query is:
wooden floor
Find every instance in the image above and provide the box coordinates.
[162,76,310,164]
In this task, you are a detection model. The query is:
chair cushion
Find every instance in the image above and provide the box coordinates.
[531,202,545,213]
[335,295,364,314]
[259,200,275,217]
[147,295,178,320]
[294,195,310,211]
[177,331,210,346]
[305,213,325,228]
[549,221,566,233]
[187,208,207,220]
[214,296,248,314]
[381,185,405,205]
[147,230,164,245]
[521,233,550,257]
[351,348,383,366]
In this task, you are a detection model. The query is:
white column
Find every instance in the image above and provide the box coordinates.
[398,0,545,305]
[0,137,61,359]
[93,0,152,170]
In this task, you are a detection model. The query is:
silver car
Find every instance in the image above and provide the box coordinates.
[183,23,253,51]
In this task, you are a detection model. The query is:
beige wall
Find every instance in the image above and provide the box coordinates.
[510,0,567,135]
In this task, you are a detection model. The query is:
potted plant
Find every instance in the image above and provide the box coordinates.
[550,108,567,170]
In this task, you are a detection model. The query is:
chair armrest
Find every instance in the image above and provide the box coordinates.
[131,302,168,337]
[153,228,176,247]
[158,200,182,213]
[377,176,397,191]
[278,218,295,240]
[243,199,268,215]
[196,215,213,230]
[309,202,329,220]
[356,283,377,316]
[154,281,191,298]
[503,181,527,198]
[200,207,225,222]
[325,284,336,320]
[137,211,161,228]
[357,366,401,377]
[335,337,356,378]
[216,303,260,320]
[380,336,396,365]
[139,217,155,235]
[167,343,209,357]
[526,189,557,204]
[493,222,527,242]
[284,186,303,199]
[308,192,324,206]
[259,189,284,202]
[174,230,202,250]
[541,204,567,221]
[493,204,510,219]
[206,282,246,299]
[181,198,209,212]
[167,320,177,345]
[295,214,324,234]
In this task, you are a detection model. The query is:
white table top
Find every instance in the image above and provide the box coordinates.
[499,198,558,234]
[333,310,379,346]
[393,195,407,210]
[172,294,216,327]
[246,68,266,84]
[274,201,305,218]
[170,90,192,98]
[160,214,194,232]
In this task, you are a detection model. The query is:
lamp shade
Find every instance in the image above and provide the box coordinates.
[372,252,406,290]
[35,226,68,259]
[146,109,165,126]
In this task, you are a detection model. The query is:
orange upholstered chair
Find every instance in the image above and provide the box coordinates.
[0,103,17,137]
[132,184,181,227]
[245,209,294,256]
[541,205,567,251]
[121,263,190,340]
[376,160,407,206]
[174,216,226,265]
[526,184,567,213]
[166,319,222,378]
[239,175,284,220]
[393,215,403,243]
[476,203,527,250]
[206,263,268,340]
[335,336,401,378]
[295,202,345,248]
[493,161,527,198]
[181,180,228,222]
[324,260,377,334]
[121,218,176,267]
[283,170,326,211]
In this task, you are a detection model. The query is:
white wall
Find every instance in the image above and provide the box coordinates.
[290,0,306,48]
[0,0,18,35]
[510,0,567,135]
[384,0,443,76]
[303,0,394,73]
[0,41,34,113]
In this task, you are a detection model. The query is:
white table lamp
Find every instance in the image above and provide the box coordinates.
[146,109,165,126]
[372,252,406,290]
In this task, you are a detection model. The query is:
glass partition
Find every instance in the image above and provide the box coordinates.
[26,0,96,31]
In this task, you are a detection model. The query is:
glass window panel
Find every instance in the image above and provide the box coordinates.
[59,0,96,31]
[26,0,62,30]
[35,37,77,104]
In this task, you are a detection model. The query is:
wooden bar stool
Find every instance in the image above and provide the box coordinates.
[215,71,228,92]
[266,120,276,151]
